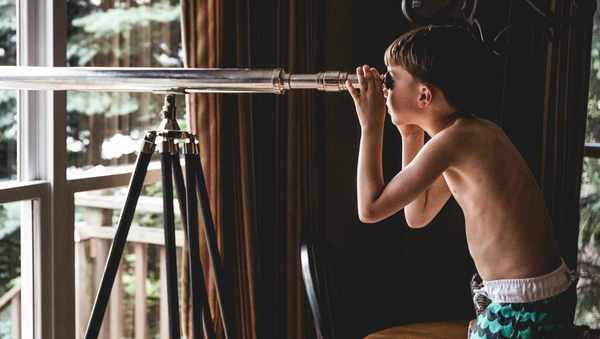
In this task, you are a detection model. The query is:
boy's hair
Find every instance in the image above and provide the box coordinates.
[384,25,486,111]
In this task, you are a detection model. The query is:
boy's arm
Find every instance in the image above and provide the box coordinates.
[356,122,386,222]
[400,126,452,227]
[357,129,455,225]
[348,66,453,226]
[347,65,388,223]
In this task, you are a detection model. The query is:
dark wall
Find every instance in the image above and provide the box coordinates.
[320,0,475,334]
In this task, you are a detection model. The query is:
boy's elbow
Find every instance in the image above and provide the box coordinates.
[405,219,427,228]
[358,207,382,224]
[358,212,377,224]
[404,213,430,229]
[359,214,378,224]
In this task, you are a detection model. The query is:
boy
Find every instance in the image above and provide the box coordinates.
[347,25,577,338]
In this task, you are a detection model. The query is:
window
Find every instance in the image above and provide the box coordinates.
[579,0,600,327]
[66,0,184,172]
[0,0,22,337]
[0,0,184,337]
[0,0,16,182]
[0,201,22,338]
[66,0,184,338]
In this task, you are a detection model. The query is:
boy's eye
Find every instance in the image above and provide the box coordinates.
[382,72,394,90]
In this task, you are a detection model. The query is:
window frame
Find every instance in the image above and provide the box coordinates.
[584,143,600,158]
[10,0,165,338]
[16,0,69,337]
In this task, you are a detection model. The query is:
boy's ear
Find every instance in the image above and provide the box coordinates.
[418,85,433,108]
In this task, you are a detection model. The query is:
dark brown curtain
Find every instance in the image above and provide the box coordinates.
[479,1,593,269]
[181,0,323,338]
[181,0,224,337]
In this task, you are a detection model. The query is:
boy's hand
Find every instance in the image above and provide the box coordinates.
[347,65,386,129]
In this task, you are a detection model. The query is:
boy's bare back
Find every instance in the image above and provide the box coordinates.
[436,114,562,281]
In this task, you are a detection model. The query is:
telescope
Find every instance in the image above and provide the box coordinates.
[0,66,359,93]
[0,66,361,339]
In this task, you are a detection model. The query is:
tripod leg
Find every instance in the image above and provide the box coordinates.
[191,144,233,339]
[182,141,215,339]
[171,153,188,227]
[173,148,211,339]
[84,137,156,339]
[159,140,182,339]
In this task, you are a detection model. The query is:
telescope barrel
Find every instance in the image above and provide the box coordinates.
[0,67,359,94]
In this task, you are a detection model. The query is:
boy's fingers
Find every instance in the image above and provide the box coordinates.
[367,67,382,90]
[368,68,385,94]
[357,66,368,93]
[371,68,381,83]
[347,80,358,99]
[352,65,383,97]
[362,65,372,91]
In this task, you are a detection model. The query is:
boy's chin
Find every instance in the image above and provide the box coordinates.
[388,112,405,125]
[390,116,403,126]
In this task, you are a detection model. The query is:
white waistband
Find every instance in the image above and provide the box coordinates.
[473,260,574,304]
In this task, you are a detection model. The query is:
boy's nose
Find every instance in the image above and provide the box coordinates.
[383,87,389,98]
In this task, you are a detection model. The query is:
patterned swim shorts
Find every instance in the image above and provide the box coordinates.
[469,283,576,339]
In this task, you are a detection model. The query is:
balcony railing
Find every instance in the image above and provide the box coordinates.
[0,281,21,339]
[74,190,184,339]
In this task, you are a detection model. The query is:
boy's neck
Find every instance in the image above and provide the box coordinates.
[420,108,468,137]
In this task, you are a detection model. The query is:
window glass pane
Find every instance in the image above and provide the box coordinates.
[66,0,185,175]
[586,0,600,144]
[579,0,600,327]
[579,157,600,327]
[0,0,17,182]
[0,201,22,338]
[74,184,183,338]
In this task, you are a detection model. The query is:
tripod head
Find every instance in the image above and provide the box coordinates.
[158,94,181,131]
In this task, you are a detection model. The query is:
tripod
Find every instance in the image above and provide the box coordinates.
[84,94,232,339]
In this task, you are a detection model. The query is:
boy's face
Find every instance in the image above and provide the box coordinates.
[384,66,422,126]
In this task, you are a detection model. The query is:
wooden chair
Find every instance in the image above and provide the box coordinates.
[300,232,471,339]
[301,231,363,339]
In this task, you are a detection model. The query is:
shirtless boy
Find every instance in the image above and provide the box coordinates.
[347,25,577,338]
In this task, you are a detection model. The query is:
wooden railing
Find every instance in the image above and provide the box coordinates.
[0,281,21,339]
[0,191,182,339]
[74,191,185,339]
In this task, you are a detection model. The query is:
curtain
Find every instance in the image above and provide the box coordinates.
[181,0,323,338]
[181,0,224,337]
[480,1,593,269]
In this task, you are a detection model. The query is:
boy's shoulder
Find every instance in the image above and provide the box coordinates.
[429,114,506,158]
[437,114,502,140]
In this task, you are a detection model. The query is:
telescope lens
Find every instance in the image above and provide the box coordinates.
[382,72,394,90]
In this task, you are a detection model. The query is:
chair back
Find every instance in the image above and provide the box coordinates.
[301,232,361,339]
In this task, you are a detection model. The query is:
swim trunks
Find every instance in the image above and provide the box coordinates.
[469,260,578,339]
